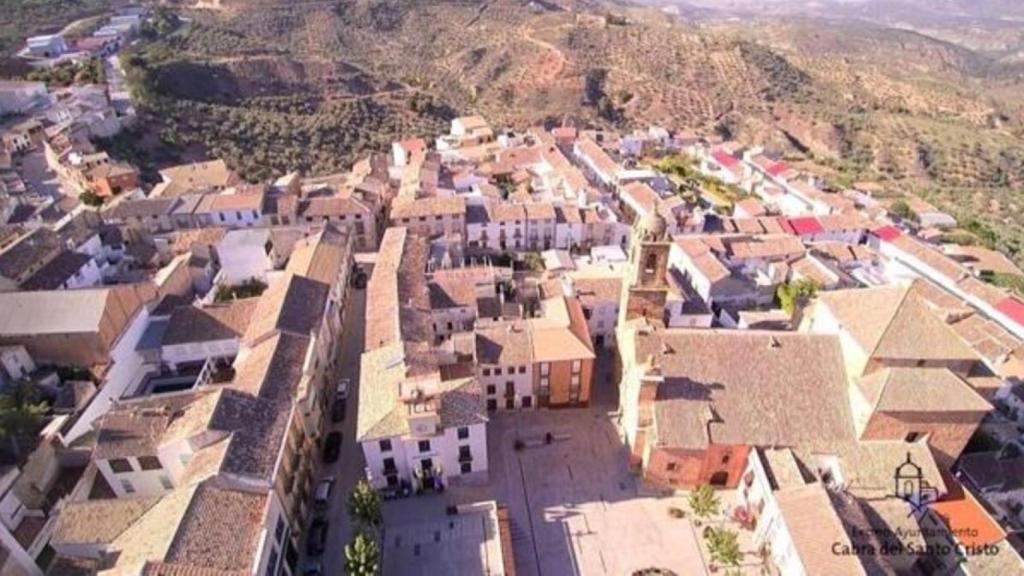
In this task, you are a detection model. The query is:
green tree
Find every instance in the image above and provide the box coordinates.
[79,191,104,207]
[889,199,918,222]
[344,531,380,576]
[0,380,48,459]
[776,279,820,316]
[688,484,720,522]
[705,527,743,568]
[347,480,382,530]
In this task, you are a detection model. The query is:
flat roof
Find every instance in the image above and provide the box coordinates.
[382,501,509,576]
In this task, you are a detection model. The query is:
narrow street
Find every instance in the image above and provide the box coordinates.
[307,285,368,575]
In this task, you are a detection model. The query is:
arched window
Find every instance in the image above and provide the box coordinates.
[709,471,729,487]
[645,253,658,273]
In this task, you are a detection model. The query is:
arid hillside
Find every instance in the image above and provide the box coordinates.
[107,0,1024,259]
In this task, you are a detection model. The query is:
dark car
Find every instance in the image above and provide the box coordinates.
[331,397,347,423]
[323,431,342,463]
[306,518,329,556]
[351,271,368,289]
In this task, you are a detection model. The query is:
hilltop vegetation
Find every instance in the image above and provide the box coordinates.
[0,0,115,61]
[100,0,1024,262]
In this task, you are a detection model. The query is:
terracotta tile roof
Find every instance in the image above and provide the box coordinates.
[83,481,267,575]
[200,188,265,213]
[94,393,216,460]
[0,227,60,282]
[428,276,479,310]
[371,228,434,351]
[0,283,154,338]
[142,563,248,576]
[490,202,526,222]
[162,299,258,345]
[734,197,766,217]
[20,250,92,290]
[575,137,620,178]
[931,481,1006,548]
[107,197,179,219]
[105,484,198,573]
[53,498,160,546]
[857,367,990,413]
[554,204,582,224]
[641,330,854,449]
[945,245,1023,277]
[817,282,980,363]
[390,195,465,219]
[164,483,268,572]
[171,228,227,255]
[243,273,329,346]
[215,333,310,479]
[298,195,370,217]
[530,298,595,362]
[774,484,866,576]
[728,235,805,260]
[524,202,555,221]
[159,160,240,191]
[476,323,532,366]
[570,276,622,306]
[356,342,406,441]
[284,224,350,286]
[620,182,659,215]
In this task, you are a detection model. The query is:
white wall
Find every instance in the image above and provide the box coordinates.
[361,422,489,490]
[96,455,175,498]
[63,308,151,445]
[253,492,291,576]
[218,245,272,284]
[162,339,239,370]
[479,364,534,409]
[210,209,261,228]
[63,259,102,290]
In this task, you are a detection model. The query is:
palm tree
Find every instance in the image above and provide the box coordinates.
[705,527,743,569]
[344,531,380,576]
[0,379,48,459]
[347,479,382,530]
[688,484,720,525]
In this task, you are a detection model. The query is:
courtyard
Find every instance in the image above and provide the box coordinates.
[381,405,712,576]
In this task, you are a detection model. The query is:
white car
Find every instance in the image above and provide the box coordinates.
[313,477,335,510]
[336,378,350,399]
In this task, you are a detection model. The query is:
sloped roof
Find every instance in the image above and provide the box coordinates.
[215,332,309,479]
[243,273,328,345]
[774,484,866,576]
[641,330,854,450]
[284,224,350,286]
[162,299,258,345]
[817,281,979,362]
[857,367,990,414]
[20,250,92,290]
[476,323,532,366]
[53,498,160,546]
[164,483,268,572]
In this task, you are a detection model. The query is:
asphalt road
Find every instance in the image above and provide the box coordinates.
[305,286,368,575]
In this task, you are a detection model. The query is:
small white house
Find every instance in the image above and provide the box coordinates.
[25,34,67,58]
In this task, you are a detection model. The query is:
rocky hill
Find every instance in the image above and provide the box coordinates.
[105,0,1024,259]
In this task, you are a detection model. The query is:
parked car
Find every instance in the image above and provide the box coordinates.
[313,477,335,511]
[336,378,350,400]
[306,518,329,556]
[302,559,323,576]
[323,431,342,463]
[331,397,347,423]
[351,271,368,289]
